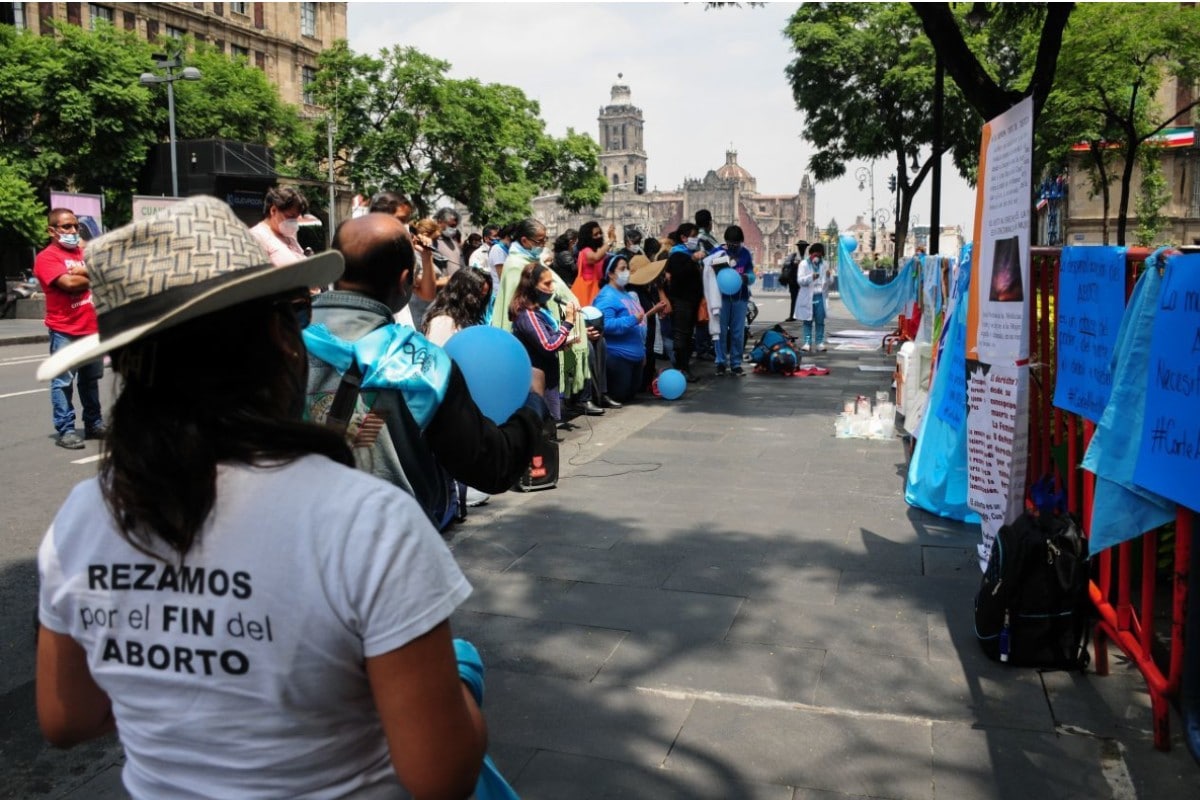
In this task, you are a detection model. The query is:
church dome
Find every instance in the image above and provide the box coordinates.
[716,150,753,181]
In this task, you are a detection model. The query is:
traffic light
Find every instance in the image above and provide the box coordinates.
[634,174,646,194]
[887,174,897,193]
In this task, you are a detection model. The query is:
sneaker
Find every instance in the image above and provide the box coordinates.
[816,343,827,352]
[56,431,85,450]
[684,370,700,383]
[801,343,812,352]
[715,364,727,376]
[464,488,490,507]
[731,366,745,377]
[85,424,107,440]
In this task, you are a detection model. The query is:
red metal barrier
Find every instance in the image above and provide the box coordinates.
[1028,247,1192,751]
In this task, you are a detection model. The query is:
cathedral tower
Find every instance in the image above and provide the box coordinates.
[597,76,647,191]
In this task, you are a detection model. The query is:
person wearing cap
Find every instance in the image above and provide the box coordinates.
[249,185,309,268]
[34,195,488,798]
[782,239,809,322]
[306,213,545,530]
[702,225,756,376]
[34,207,104,449]
[593,254,667,403]
[628,252,671,392]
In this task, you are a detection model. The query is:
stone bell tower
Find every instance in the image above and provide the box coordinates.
[597,75,647,191]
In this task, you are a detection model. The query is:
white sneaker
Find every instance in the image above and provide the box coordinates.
[801,343,812,352]
[817,343,827,352]
[465,488,490,507]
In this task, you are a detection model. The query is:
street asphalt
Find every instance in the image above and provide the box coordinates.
[1,291,1196,799]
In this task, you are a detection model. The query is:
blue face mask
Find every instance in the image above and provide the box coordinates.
[529,246,544,259]
[58,233,80,249]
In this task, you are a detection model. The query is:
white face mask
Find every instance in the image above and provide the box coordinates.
[615,270,631,287]
[279,218,300,237]
[685,236,700,251]
[58,233,80,249]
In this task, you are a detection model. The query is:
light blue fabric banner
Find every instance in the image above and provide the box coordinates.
[1053,246,1126,422]
[906,243,980,523]
[836,237,919,327]
[1081,257,1176,554]
[1133,252,1200,510]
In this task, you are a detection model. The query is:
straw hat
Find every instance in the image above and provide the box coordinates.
[37,195,344,381]
[628,253,667,286]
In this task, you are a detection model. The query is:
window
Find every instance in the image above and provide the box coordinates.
[301,65,316,105]
[300,2,316,37]
[230,2,247,13]
[231,43,249,61]
[166,24,185,39]
[11,2,27,29]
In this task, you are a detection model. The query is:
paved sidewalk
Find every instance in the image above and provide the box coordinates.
[0,319,50,347]
[17,295,1198,799]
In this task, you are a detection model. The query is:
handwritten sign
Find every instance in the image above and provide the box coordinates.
[967,361,1030,569]
[935,316,967,429]
[1133,253,1200,510]
[1053,246,1125,421]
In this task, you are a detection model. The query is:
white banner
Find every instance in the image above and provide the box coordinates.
[967,361,1030,569]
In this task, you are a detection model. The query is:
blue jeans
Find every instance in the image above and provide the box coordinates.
[803,294,826,346]
[714,296,748,366]
[49,329,103,435]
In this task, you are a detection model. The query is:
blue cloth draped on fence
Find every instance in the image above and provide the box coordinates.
[905,243,980,523]
[835,235,919,327]
[1080,251,1176,554]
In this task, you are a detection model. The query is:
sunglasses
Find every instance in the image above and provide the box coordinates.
[275,293,313,329]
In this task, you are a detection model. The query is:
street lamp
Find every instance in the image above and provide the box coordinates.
[140,54,202,198]
[855,163,877,252]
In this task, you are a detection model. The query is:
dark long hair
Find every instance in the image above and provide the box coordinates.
[101,294,353,561]
[508,262,550,321]
[421,268,491,334]
[579,220,603,250]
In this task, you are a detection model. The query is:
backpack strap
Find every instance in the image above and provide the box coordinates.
[324,360,364,435]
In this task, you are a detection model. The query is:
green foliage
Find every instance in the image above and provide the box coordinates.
[1043,2,1200,245]
[1134,147,1170,247]
[311,41,604,221]
[0,159,47,247]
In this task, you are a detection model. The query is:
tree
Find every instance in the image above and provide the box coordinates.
[1040,2,1200,245]
[785,3,977,265]
[310,41,605,222]
[0,21,159,238]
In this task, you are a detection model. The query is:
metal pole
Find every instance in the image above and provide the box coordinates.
[869,165,876,253]
[166,66,179,198]
[327,114,335,248]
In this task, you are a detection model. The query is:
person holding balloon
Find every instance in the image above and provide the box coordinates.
[593,254,666,402]
[702,225,756,376]
[792,241,831,352]
[305,213,546,531]
[510,262,579,422]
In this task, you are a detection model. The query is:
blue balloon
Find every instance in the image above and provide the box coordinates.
[840,234,858,253]
[745,271,756,286]
[443,326,532,424]
[716,268,742,295]
[658,368,687,400]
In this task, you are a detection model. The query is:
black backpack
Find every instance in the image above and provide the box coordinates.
[779,254,798,287]
[974,512,1092,670]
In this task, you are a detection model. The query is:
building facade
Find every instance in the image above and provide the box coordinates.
[533,80,819,268]
[3,2,346,112]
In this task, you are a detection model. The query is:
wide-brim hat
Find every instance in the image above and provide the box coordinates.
[37,195,344,381]
[628,253,666,286]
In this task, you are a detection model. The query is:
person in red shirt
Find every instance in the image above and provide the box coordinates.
[33,208,103,449]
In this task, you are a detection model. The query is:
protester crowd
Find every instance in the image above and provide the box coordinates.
[30,186,781,798]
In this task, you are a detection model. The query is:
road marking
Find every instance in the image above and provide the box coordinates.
[0,388,48,399]
[0,355,45,367]
[70,454,103,465]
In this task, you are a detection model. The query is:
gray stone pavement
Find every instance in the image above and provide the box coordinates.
[6,293,1197,799]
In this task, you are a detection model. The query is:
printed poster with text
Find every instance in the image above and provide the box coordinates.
[1133,253,1200,510]
[967,96,1033,363]
[967,361,1031,569]
[966,96,1034,569]
[1052,246,1126,422]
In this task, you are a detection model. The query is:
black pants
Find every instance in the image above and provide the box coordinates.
[641,314,659,390]
[670,298,698,373]
[787,280,799,318]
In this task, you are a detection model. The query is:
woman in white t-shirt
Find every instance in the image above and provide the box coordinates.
[35,196,485,799]
[248,185,308,267]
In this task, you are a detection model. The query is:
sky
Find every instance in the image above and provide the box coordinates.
[346,1,977,235]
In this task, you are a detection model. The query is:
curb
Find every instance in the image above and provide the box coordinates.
[0,335,49,347]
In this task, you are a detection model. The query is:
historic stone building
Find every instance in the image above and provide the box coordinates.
[4,2,346,111]
[533,80,819,268]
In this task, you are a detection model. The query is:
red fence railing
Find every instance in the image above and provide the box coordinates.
[1028,247,1193,751]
